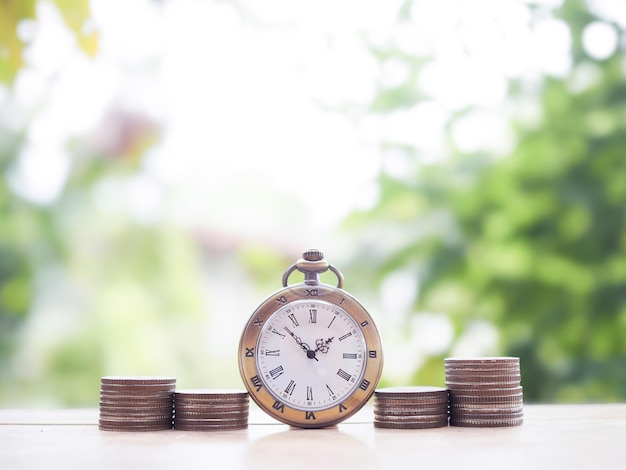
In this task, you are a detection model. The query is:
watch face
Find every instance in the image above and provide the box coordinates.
[256,299,366,411]
[239,284,383,428]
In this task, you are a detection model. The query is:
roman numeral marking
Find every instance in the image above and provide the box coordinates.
[337,369,351,381]
[368,350,377,358]
[309,309,317,323]
[306,386,313,401]
[305,411,316,420]
[245,347,254,357]
[269,365,285,379]
[272,400,285,413]
[272,328,286,339]
[359,379,371,391]
[284,380,296,396]
[338,332,353,341]
[343,353,357,359]
[250,375,263,392]
[265,349,280,356]
[288,313,299,327]
[339,403,347,412]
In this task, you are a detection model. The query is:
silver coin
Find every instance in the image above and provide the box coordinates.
[173,422,248,431]
[99,409,174,419]
[449,392,523,402]
[373,405,448,415]
[444,357,519,365]
[449,416,523,427]
[374,419,448,429]
[174,410,249,419]
[101,376,176,385]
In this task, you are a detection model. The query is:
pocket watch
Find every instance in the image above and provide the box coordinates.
[238,249,383,428]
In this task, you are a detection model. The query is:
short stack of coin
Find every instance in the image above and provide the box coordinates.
[445,357,523,427]
[99,376,175,431]
[173,389,249,431]
[373,386,449,429]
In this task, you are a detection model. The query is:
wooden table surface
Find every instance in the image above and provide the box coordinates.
[1,404,625,469]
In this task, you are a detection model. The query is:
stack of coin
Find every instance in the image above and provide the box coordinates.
[173,389,249,431]
[373,386,449,429]
[445,357,523,427]
[99,376,175,431]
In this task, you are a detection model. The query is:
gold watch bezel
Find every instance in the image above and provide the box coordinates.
[238,283,383,428]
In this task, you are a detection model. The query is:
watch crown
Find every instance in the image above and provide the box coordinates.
[303,249,324,262]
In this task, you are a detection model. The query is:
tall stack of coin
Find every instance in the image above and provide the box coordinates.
[373,386,449,429]
[445,357,523,427]
[173,389,249,431]
[99,376,175,431]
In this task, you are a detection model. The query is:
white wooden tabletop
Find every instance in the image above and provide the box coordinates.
[1,404,625,469]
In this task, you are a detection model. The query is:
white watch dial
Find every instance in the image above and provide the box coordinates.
[256,299,367,411]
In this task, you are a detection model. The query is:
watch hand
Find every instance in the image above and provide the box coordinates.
[315,337,334,354]
[283,326,305,349]
[284,327,318,361]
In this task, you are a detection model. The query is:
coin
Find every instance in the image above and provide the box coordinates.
[99,413,173,422]
[445,373,522,383]
[99,394,175,404]
[173,422,248,431]
[100,383,175,389]
[449,416,524,427]
[174,410,250,420]
[101,376,176,385]
[374,419,448,429]
[174,399,249,407]
[451,408,524,418]
[445,383,521,391]
[99,423,173,432]
[448,385,523,397]
[449,392,523,402]
[449,401,523,411]
[99,401,174,409]
[99,408,174,419]
[373,411,448,421]
[445,357,519,365]
[374,404,448,413]
[445,365,519,372]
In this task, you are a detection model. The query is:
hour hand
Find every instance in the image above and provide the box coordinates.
[315,337,334,354]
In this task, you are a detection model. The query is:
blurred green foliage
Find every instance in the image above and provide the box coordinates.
[343,1,626,402]
[1,0,625,406]
[0,0,213,405]
[1,0,98,397]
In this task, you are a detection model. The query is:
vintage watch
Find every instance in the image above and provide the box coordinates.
[238,249,383,428]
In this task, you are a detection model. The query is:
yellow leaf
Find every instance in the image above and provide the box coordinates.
[53,0,98,57]
[0,0,37,84]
